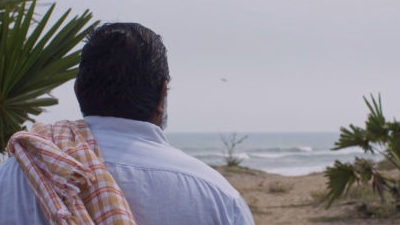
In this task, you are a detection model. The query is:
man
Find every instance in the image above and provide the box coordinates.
[0,23,254,225]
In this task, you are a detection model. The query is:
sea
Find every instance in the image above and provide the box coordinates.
[0,132,383,176]
[166,132,383,176]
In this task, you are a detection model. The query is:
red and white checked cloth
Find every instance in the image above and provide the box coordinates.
[7,120,136,225]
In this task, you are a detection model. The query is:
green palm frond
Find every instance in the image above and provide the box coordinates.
[325,94,400,208]
[353,157,374,183]
[332,94,388,153]
[364,94,388,144]
[0,0,33,22]
[332,124,372,152]
[324,160,357,208]
[0,0,99,152]
[384,123,400,170]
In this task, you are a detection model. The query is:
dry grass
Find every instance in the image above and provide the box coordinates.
[310,184,400,219]
[268,181,293,194]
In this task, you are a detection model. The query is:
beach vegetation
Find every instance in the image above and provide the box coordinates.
[312,182,400,218]
[323,94,400,212]
[0,0,99,152]
[268,181,293,194]
[310,189,329,204]
[220,132,248,166]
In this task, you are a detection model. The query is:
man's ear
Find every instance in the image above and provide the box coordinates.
[74,80,79,99]
[156,81,168,115]
[150,81,168,126]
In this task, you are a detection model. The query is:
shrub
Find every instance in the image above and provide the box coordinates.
[268,181,293,193]
[323,94,400,210]
[220,133,248,167]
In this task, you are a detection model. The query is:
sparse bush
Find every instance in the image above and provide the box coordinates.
[311,189,329,203]
[359,202,400,218]
[268,181,293,193]
[346,185,378,202]
[221,133,248,167]
[312,185,379,205]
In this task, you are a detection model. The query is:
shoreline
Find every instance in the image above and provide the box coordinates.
[213,162,329,177]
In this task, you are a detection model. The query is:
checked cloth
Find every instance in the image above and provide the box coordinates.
[7,120,136,225]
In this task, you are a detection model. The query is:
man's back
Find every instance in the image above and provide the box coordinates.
[0,116,254,225]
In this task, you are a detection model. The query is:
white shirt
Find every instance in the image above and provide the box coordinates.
[0,116,254,225]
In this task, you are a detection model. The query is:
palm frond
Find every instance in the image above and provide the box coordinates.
[0,0,99,152]
[353,157,374,183]
[332,124,372,152]
[324,160,357,208]
[326,93,400,208]
[364,94,388,144]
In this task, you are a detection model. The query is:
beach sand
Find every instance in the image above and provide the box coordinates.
[215,166,400,225]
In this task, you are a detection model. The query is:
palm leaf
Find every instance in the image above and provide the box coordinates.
[0,0,99,152]
[324,160,357,208]
[327,93,400,208]
[364,94,388,144]
[332,124,372,152]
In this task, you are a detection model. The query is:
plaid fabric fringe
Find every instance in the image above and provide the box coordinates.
[7,120,136,225]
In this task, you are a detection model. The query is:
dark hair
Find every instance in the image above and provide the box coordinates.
[76,23,170,121]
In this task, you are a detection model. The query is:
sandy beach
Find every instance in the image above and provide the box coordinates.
[215,166,400,225]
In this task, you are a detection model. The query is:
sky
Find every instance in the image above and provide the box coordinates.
[33,0,400,132]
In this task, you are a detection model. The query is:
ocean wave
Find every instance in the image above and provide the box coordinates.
[183,146,326,154]
[247,146,314,153]
[298,146,313,152]
[249,152,294,159]
[190,147,366,160]
[193,152,225,158]
[247,148,366,159]
[232,153,250,159]
[194,152,250,160]
[181,147,220,152]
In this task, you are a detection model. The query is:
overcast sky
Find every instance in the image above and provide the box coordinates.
[34,0,400,132]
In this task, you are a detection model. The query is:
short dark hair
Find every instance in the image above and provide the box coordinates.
[76,23,170,121]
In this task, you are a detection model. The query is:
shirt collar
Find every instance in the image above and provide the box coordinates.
[84,116,169,145]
